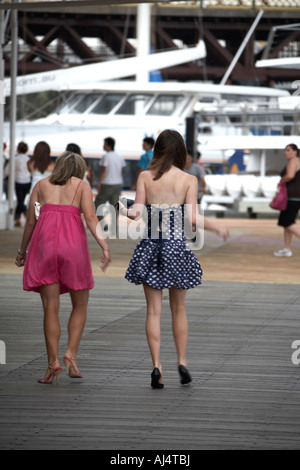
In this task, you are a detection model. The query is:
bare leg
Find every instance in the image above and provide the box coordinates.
[169,287,188,367]
[286,224,300,244]
[62,289,89,379]
[40,283,61,365]
[66,289,89,357]
[284,227,293,249]
[143,284,163,374]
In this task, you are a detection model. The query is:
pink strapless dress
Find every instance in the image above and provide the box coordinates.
[23,204,94,295]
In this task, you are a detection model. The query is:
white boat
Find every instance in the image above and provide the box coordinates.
[3,77,291,169]
[3,24,299,212]
[3,6,298,229]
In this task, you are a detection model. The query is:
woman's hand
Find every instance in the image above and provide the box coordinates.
[15,251,26,267]
[100,249,111,272]
[216,226,230,241]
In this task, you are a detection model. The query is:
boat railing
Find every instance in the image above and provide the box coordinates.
[196,100,300,136]
[158,1,300,10]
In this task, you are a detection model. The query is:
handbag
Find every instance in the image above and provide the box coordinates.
[270,179,288,211]
[34,202,41,220]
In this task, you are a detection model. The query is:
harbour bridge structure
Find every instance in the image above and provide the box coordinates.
[1,0,300,87]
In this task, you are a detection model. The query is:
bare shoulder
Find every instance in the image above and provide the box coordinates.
[39,176,51,188]
[289,157,300,168]
[178,168,197,185]
[76,179,91,193]
[137,170,152,186]
[188,173,198,185]
[77,180,93,206]
[140,170,152,180]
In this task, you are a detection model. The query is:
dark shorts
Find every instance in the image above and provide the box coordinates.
[278,200,300,228]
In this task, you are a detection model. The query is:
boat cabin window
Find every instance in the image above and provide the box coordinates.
[199,97,215,103]
[72,94,102,113]
[116,94,152,115]
[146,95,184,116]
[56,93,101,114]
[56,94,81,114]
[90,94,126,114]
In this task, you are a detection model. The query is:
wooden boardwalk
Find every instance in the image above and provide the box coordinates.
[1,219,300,450]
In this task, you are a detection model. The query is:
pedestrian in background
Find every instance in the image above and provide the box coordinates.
[66,143,94,188]
[95,137,125,231]
[131,137,155,190]
[2,142,8,197]
[185,149,207,203]
[27,141,54,195]
[14,142,31,227]
[274,143,300,257]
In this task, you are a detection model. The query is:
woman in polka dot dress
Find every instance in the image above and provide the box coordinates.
[119,130,229,389]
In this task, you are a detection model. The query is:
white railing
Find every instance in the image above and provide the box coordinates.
[158,1,300,9]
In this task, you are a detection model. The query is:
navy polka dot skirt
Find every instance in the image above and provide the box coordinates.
[125,204,203,290]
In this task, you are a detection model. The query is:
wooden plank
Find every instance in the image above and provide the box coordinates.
[1,274,300,450]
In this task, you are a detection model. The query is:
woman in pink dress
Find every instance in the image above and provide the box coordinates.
[15,151,111,384]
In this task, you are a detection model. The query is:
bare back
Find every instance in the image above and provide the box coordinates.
[37,176,84,208]
[28,159,55,174]
[136,166,198,207]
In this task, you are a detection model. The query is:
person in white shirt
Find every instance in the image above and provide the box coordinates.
[95,137,126,228]
[13,142,31,227]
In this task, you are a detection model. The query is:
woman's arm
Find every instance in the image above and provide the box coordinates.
[15,184,38,267]
[185,176,229,240]
[119,171,147,221]
[80,181,110,271]
[283,159,300,182]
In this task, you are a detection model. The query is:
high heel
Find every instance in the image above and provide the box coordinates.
[64,352,83,379]
[178,365,192,385]
[37,361,62,384]
[151,367,164,389]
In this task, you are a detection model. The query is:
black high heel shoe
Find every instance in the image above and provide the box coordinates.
[151,368,164,389]
[178,365,192,385]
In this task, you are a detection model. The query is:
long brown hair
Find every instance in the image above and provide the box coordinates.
[149,129,187,181]
[49,151,87,186]
[29,141,51,173]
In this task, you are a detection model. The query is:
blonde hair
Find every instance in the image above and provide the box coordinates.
[49,151,87,186]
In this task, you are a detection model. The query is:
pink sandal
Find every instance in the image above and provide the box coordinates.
[64,352,83,379]
[37,361,62,384]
